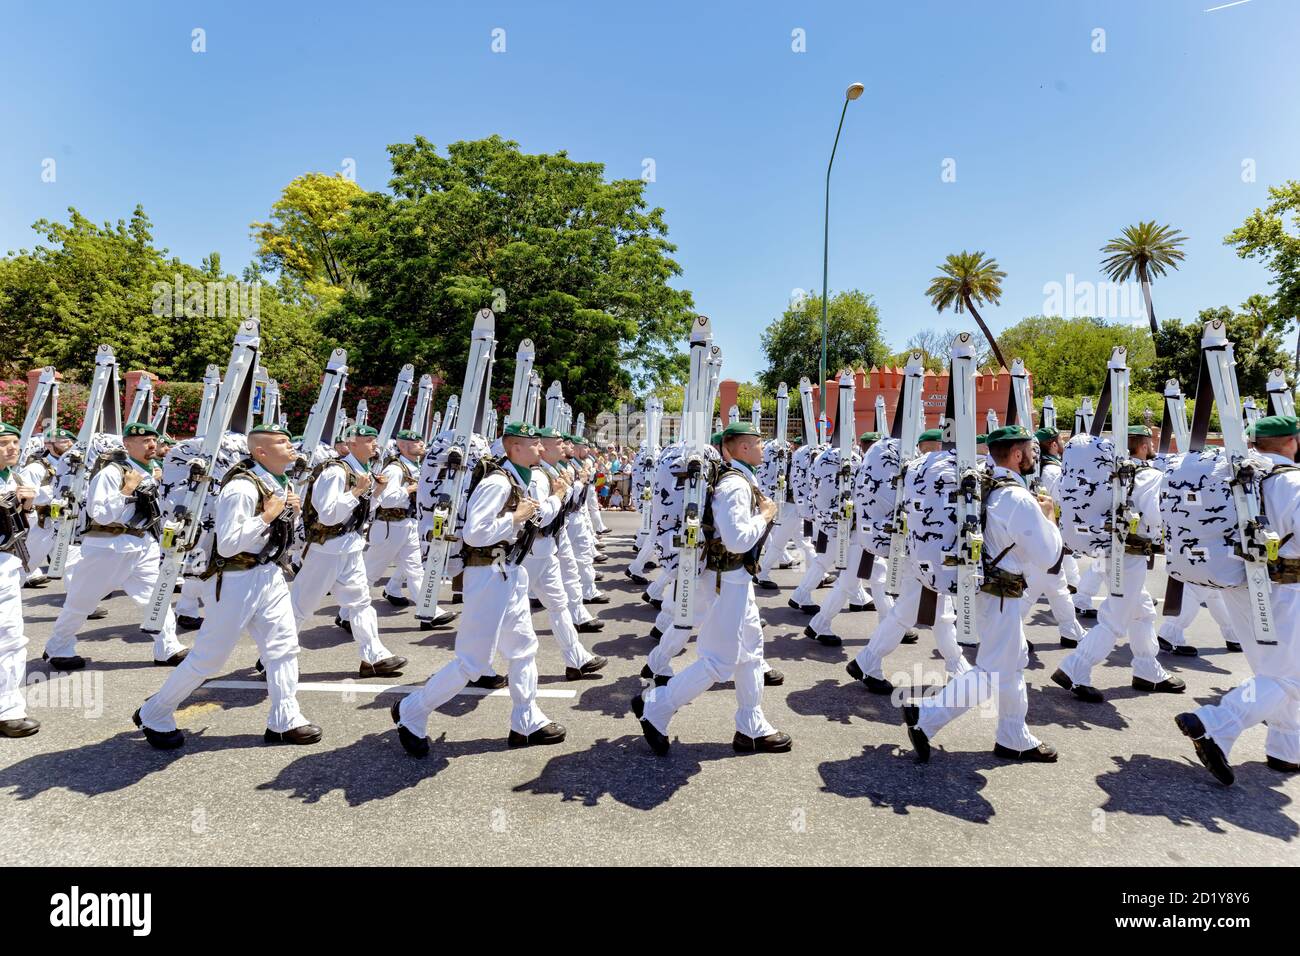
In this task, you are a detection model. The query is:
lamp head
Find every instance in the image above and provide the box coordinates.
[846,82,865,101]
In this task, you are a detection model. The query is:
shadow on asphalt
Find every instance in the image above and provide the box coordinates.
[0,730,261,799]
[1096,753,1299,840]
[1025,682,1132,733]
[256,731,505,805]
[511,735,736,809]
[817,744,998,823]
[785,678,903,727]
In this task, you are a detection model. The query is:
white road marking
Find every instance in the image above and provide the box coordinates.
[201,679,576,699]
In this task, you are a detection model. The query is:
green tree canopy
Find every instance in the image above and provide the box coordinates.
[1150,296,1293,398]
[757,289,886,394]
[993,315,1155,397]
[1224,181,1300,336]
[328,135,695,417]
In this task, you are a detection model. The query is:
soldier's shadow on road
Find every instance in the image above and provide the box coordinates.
[785,678,906,727]
[1025,682,1132,732]
[256,731,503,805]
[571,675,646,719]
[762,628,847,665]
[296,621,356,653]
[0,730,260,799]
[591,632,655,662]
[817,745,998,823]
[512,735,735,810]
[1096,753,1298,840]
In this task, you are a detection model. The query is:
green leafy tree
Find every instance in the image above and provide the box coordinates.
[995,315,1156,396]
[1150,296,1293,399]
[758,290,885,393]
[1224,181,1300,364]
[925,251,1009,369]
[327,135,695,417]
[1099,220,1187,348]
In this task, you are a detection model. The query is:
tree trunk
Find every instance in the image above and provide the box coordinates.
[963,297,1009,369]
[1139,263,1160,357]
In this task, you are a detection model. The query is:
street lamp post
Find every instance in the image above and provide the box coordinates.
[819,81,864,418]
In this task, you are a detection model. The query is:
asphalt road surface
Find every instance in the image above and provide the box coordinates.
[3,512,1297,866]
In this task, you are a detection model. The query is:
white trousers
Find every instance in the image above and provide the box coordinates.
[1020,563,1086,642]
[290,546,393,664]
[628,531,658,577]
[566,512,600,599]
[140,565,309,734]
[809,540,871,636]
[25,519,57,573]
[399,565,550,736]
[554,527,593,625]
[0,558,27,719]
[1195,585,1300,765]
[524,552,592,670]
[643,572,775,739]
[853,570,967,681]
[1060,554,1168,686]
[1158,583,1243,647]
[46,539,183,661]
[364,518,425,599]
[587,491,608,533]
[757,502,803,582]
[647,553,677,602]
[1073,557,1104,611]
[917,592,1040,751]
[176,576,203,618]
[791,534,835,606]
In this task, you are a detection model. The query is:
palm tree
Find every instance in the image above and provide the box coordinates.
[926,250,1009,369]
[1099,220,1187,349]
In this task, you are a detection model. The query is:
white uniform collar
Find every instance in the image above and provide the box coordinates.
[1264,452,1297,468]
[992,465,1028,488]
[343,452,370,473]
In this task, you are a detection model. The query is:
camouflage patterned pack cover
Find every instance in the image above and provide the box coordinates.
[1057,433,1116,556]
[790,442,825,520]
[418,429,492,576]
[858,437,901,556]
[903,450,966,594]
[809,446,862,534]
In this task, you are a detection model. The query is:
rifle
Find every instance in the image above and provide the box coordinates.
[671,315,713,628]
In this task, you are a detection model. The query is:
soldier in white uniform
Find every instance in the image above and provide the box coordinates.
[787,435,833,613]
[755,435,806,588]
[136,425,320,748]
[0,423,39,738]
[635,422,790,754]
[526,426,606,680]
[290,423,407,678]
[905,425,1060,763]
[393,421,565,756]
[364,429,426,610]
[43,421,188,669]
[1053,426,1184,702]
[20,427,73,585]
[564,437,607,604]
[1177,414,1300,784]
[1018,426,1087,649]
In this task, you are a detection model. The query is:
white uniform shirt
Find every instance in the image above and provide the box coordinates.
[374,457,418,514]
[1263,452,1300,562]
[712,463,769,584]
[216,464,289,560]
[526,466,566,560]
[463,460,530,550]
[85,457,158,551]
[307,453,371,554]
[983,466,1062,577]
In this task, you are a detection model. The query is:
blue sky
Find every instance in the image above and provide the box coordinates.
[3,0,1297,384]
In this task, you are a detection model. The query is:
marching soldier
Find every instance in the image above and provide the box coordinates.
[0,423,39,738]
[1053,425,1184,702]
[527,426,606,680]
[905,425,1060,763]
[634,421,791,754]
[538,430,604,638]
[20,427,75,585]
[1177,414,1300,784]
[290,423,407,677]
[42,421,188,669]
[1017,426,1086,649]
[392,421,566,756]
[364,429,426,610]
[135,424,320,748]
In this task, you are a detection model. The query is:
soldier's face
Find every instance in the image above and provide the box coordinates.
[251,434,296,473]
[540,437,565,464]
[347,436,377,461]
[504,435,542,467]
[124,435,156,462]
[0,435,18,469]
[48,438,73,456]
[397,438,425,461]
[727,435,763,467]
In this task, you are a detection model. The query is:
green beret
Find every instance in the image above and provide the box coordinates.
[44,427,75,441]
[345,424,379,438]
[918,428,943,443]
[858,431,881,442]
[710,432,723,444]
[536,426,561,439]
[1127,425,1152,438]
[1253,414,1299,439]
[722,421,760,439]
[123,421,160,438]
[394,429,423,442]
[160,432,175,443]
[986,424,1032,445]
[0,422,19,437]
[1035,426,1058,443]
[291,435,304,443]
[503,421,539,438]
[249,423,291,437]
[975,434,988,445]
